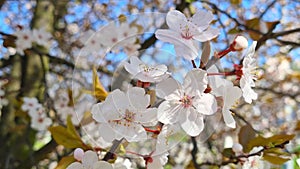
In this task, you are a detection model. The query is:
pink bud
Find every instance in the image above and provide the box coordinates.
[232,35,248,51]
[232,143,243,153]
[74,148,84,161]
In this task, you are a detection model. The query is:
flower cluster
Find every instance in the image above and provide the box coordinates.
[14,28,53,55]
[54,89,94,125]
[74,9,259,169]
[21,97,52,131]
[232,144,269,169]
[79,22,140,57]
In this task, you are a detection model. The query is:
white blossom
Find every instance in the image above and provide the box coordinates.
[21,97,40,113]
[32,28,52,48]
[240,41,258,103]
[155,10,219,60]
[67,150,99,169]
[242,147,269,169]
[124,56,169,83]
[157,69,217,136]
[92,87,158,142]
[15,29,34,55]
[79,30,102,56]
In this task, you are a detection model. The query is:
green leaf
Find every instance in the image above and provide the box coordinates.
[222,148,234,158]
[238,125,256,151]
[263,154,290,165]
[49,116,91,149]
[228,27,243,34]
[246,134,295,153]
[230,0,242,5]
[264,148,289,156]
[295,120,300,131]
[245,18,261,40]
[92,66,108,102]
[55,156,76,169]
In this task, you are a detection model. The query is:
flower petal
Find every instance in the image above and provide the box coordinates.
[157,101,181,124]
[222,109,236,128]
[183,69,208,94]
[194,93,217,115]
[120,124,147,142]
[179,109,204,136]
[93,161,113,169]
[191,10,214,32]
[166,10,187,32]
[127,87,149,110]
[135,108,158,126]
[193,27,219,42]
[155,29,181,44]
[92,89,128,122]
[82,151,98,168]
[98,123,116,143]
[67,162,84,169]
[156,77,180,98]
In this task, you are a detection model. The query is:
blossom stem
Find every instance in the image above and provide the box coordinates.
[216,46,234,59]
[144,127,160,134]
[126,150,143,157]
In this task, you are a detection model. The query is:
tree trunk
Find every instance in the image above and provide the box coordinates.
[0,0,54,168]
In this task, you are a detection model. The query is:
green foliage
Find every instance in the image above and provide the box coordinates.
[49,116,91,150]
[246,134,295,153]
[55,156,76,169]
[238,124,256,151]
[83,66,108,102]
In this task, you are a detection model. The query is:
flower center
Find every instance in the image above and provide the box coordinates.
[179,94,193,108]
[141,65,154,73]
[180,23,193,40]
[124,109,135,122]
[109,110,136,127]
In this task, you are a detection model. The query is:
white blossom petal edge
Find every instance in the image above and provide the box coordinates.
[91,87,158,142]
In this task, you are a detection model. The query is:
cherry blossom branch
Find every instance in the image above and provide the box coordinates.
[256,86,300,100]
[230,109,260,134]
[258,0,277,19]
[191,137,200,169]
[198,140,290,167]
[102,138,124,161]
[31,47,114,76]
[275,39,300,47]
[191,60,197,68]
[271,27,300,38]
[199,1,263,35]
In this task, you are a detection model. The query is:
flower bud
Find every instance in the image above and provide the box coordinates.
[74,148,84,161]
[231,35,248,51]
[232,143,243,154]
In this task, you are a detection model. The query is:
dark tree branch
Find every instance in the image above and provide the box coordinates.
[256,86,300,99]
[271,27,300,38]
[199,0,263,35]
[199,140,290,167]
[191,137,200,169]
[276,39,300,47]
[259,0,277,19]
